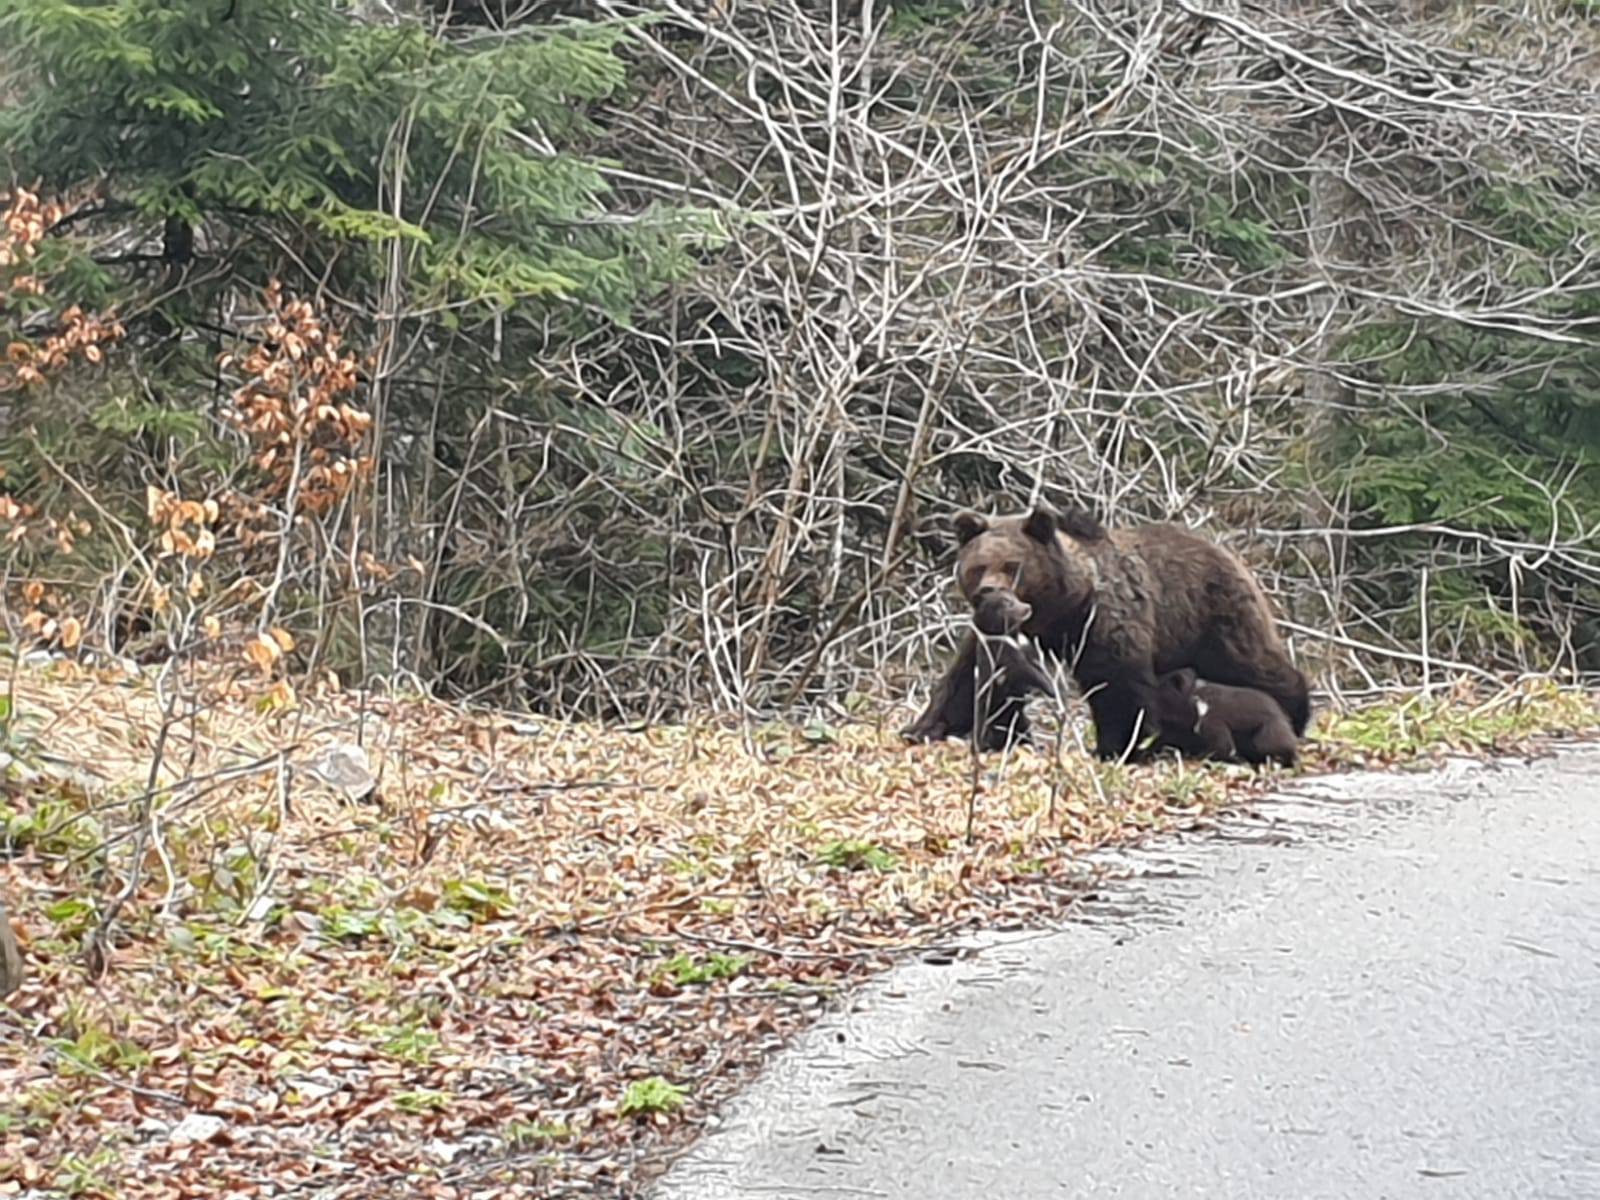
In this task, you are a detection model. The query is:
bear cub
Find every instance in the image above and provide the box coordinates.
[1151,668,1298,768]
[959,634,1058,750]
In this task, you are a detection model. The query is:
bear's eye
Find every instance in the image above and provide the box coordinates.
[1002,561,1021,577]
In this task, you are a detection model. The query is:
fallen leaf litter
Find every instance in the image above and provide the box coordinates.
[1,662,1595,1197]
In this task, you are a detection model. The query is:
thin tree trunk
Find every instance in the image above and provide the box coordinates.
[1300,161,1362,628]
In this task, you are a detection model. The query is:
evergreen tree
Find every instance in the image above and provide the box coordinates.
[0,0,694,329]
[0,0,707,683]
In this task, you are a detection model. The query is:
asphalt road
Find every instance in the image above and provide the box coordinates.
[649,745,1600,1200]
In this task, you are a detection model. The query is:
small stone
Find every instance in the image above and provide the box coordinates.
[168,1112,226,1145]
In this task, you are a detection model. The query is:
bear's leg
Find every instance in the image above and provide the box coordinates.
[1085,676,1159,761]
[1237,719,1297,768]
[979,686,1034,751]
[1198,714,1240,762]
[1260,659,1312,737]
[904,631,1041,751]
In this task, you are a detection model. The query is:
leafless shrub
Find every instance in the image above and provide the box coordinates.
[353,1,1599,721]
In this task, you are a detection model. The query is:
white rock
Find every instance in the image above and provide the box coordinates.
[169,1112,226,1145]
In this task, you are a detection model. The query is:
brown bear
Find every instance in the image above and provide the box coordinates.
[1150,668,1299,768]
[902,504,1310,759]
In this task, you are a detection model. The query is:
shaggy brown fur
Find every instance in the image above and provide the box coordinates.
[1150,668,1299,768]
[903,504,1310,758]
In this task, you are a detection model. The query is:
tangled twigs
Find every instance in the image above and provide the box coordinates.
[8,5,1600,722]
[83,655,186,979]
[363,0,1600,717]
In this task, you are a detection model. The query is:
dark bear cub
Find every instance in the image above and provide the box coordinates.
[940,633,1058,751]
[1150,668,1298,768]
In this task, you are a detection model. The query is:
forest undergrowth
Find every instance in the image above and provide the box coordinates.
[6,1,1600,1193]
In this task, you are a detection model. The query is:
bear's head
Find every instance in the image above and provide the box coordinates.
[952,505,1093,636]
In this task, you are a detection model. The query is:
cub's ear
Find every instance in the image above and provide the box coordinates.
[1022,505,1058,544]
[953,512,988,547]
[1163,668,1198,695]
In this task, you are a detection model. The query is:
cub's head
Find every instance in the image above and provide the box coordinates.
[952,505,1089,636]
[1154,669,1205,733]
[1159,667,1199,697]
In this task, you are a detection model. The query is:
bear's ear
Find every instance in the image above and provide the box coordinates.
[953,512,988,547]
[1022,505,1058,544]
[1055,506,1107,541]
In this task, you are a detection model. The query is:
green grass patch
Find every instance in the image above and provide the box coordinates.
[653,950,751,987]
[618,1076,687,1118]
[1319,681,1598,760]
[816,839,897,872]
[505,1119,574,1147]
[392,1088,452,1115]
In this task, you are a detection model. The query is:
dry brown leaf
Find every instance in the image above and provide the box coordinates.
[244,634,280,672]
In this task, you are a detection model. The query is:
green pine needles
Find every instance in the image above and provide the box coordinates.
[0,0,702,321]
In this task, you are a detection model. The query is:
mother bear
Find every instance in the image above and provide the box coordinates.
[902,505,1310,759]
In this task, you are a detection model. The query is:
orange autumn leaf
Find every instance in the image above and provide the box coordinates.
[244,634,281,672]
